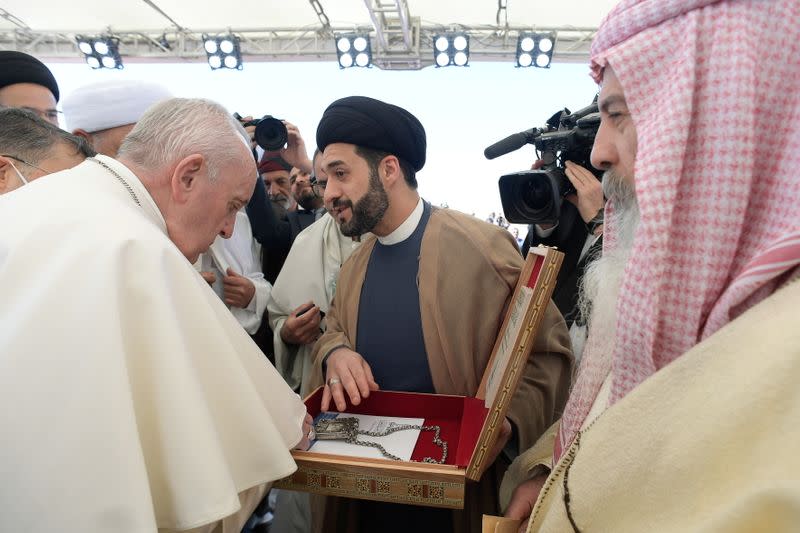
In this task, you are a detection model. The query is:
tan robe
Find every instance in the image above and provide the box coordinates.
[310,207,574,533]
[506,279,800,532]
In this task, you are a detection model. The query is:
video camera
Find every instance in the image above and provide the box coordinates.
[484,98,602,225]
[234,113,288,151]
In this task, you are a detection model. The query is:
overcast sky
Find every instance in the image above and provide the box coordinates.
[47,60,598,221]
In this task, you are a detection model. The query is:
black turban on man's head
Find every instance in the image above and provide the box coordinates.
[316,96,426,171]
[0,51,60,102]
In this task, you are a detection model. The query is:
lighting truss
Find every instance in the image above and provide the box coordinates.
[5,26,597,71]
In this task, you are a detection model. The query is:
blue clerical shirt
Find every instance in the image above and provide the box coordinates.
[355,201,434,392]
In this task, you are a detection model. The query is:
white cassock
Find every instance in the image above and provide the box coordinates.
[268,213,360,396]
[195,211,270,335]
[0,155,306,533]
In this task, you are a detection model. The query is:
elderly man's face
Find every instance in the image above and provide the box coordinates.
[263,169,292,208]
[591,67,638,202]
[0,83,59,126]
[322,142,388,237]
[0,141,86,194]
[169,155,255,263]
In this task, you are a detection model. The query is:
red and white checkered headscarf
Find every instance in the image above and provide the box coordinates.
[557,0,800,459]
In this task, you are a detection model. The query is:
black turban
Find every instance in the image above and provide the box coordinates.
[316,96,426,171]
[0,51,60,102]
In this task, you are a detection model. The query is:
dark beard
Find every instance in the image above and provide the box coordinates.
[336,168,389,237]
[296,189,320,211]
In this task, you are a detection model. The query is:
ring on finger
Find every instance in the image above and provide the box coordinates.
[328,377,341,386]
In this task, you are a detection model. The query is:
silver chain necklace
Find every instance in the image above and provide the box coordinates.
[88,157,141,207]
[315,417,448,464]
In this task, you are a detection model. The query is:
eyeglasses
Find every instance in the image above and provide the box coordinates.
[21,106,62,123]
[310,174,327,198]
[1,154,47,174]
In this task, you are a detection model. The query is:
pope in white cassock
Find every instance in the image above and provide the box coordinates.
[0,98,312,533]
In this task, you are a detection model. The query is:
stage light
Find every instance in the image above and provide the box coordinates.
[335,33,371,68]
[516,32,556,68]
[353,37,368,52]
[203,33,242,70]
[220,38,235,54]
[355,53,370,67]
[76,35,123,70]
[536,53,551,67]
[432,32,470,68]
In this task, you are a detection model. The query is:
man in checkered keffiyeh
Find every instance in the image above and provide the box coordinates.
[501,0,800,530]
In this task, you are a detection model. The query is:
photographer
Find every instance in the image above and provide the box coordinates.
[486,98,603,361]
[523,159,604,340]
[243,118,321,365]
[244,119,315,283]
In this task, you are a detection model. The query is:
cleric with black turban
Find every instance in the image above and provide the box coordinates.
[316,95,426,174]
[0,51,61,125]
[309,94,573,533]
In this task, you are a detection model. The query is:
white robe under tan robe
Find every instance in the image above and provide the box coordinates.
[268,213,360,396]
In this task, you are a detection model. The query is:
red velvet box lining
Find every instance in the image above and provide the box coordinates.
[304,389,489,467]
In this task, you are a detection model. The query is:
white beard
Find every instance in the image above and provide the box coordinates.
[577,169,639,357]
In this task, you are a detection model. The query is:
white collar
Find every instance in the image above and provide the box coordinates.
[94,154,167,233]
[377,198,424,245]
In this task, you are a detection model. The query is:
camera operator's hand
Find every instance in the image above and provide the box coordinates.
[279,121,313,174]
[564,160,604,224]
[322,348,380,412]
[239,115,258,150]
[281,301,322,346]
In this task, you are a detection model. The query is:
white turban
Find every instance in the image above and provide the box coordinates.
[62,79,173,133]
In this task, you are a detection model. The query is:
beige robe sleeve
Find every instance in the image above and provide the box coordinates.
[528,281,800,532]
[499,421,559,512]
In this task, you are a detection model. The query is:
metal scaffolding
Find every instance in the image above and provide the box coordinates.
[0,5,596,70]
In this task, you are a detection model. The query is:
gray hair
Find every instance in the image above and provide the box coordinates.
[117,98,250,181]
[0,107,96,163]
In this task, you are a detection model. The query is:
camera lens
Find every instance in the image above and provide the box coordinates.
[499,170,561,224]
[517,176,553,212]
[254,116,288,151]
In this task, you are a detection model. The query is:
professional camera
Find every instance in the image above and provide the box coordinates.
[234,113,288,151]
[484,98,602,224]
